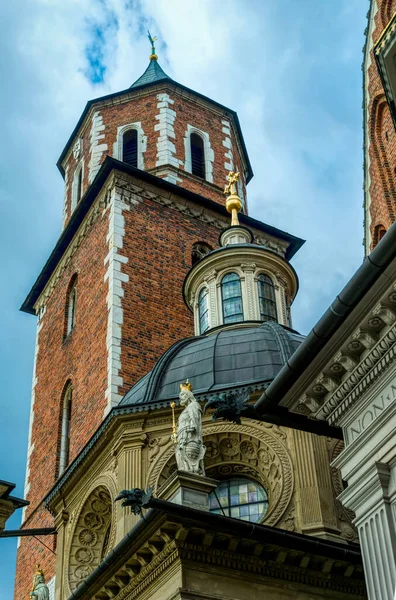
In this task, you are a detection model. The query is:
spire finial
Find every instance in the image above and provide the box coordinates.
[224,171,242,226]
[147,30,158,61]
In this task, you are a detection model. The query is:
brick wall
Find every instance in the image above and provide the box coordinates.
[365,0,396,250]
[14,177,221,598]
[61,83,247,227]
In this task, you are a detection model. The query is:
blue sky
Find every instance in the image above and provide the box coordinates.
[0,0,369,597]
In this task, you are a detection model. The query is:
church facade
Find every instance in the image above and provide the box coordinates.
[14,4,396,597]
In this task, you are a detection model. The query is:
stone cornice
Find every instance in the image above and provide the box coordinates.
[75,515,366,600]
[286,281,396,425]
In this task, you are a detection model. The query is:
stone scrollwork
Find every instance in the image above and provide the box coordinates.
[149,422,294,528]
[66,485,115,594]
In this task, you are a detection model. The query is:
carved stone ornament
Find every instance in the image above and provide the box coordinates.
[327,439,358,542]
[66,485,115,594]
[149,421,294,527]
[73,138,82,160]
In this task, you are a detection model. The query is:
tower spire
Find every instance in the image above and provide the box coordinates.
[147,30,158,61]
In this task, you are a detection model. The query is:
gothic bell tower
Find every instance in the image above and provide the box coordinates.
[14,37,303,599]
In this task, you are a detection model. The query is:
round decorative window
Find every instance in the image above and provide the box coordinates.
[209,477,268,522]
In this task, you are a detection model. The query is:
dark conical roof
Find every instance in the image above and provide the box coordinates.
[119,322,304,411]
[130,59,171,89]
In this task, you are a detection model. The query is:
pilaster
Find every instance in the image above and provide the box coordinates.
[292,429,341,540]
[114,426,147,543]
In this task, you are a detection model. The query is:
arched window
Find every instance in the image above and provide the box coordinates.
[190,133,205,179]
[122,129,138,167]
[64,275,77,338]
[221,272,243,324]
[257,274,277,322]
[192,242,212,266]
[198,288,210,334]
[209,477,268,522]
[59,383,72,476]
[374,224,387,246]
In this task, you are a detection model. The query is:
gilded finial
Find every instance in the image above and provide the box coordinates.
[147,30,158,61]
[180,379,193,392]
[224,171,242,226]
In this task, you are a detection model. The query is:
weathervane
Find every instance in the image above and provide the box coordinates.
[147,30,158,61]
[224,171,242,226]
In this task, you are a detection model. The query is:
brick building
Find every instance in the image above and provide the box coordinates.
[364,0,396,251]
[14,39,371,600]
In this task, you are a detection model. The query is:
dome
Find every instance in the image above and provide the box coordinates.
[119,322,304,411]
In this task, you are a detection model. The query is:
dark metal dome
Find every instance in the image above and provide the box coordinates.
[118,322,304,411]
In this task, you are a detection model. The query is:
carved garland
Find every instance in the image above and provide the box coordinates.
[147,422,294,527]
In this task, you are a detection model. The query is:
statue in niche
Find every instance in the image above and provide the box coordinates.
[30,565,49,599]
[171,381,206,475]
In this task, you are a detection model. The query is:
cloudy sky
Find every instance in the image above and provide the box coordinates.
[0,0,368,596]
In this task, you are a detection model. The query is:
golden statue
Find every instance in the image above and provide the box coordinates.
[30,565,49,599]
[148,30,158,61]
[224,171,242,226]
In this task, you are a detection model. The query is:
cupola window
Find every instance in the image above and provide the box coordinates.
[59,383,72,476]
[190,133,205,179]
[221,272,243,324]
[198,287,210,334]
[122,129,138,167]
[209,477,268,522]
[257,274,277,322]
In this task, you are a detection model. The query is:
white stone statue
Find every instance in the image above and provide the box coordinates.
[30,565,49,599]
[172,381,206,475]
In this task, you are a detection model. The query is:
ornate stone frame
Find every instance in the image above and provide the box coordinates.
[147,421,294,527]
[64,475,118,596]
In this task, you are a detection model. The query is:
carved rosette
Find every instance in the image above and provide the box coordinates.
[65,484,115,594]
[148,421,294,527]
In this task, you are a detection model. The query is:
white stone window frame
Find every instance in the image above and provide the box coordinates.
[113,121,147,170]
[216,267,247,326]
[71,160,84,212]
[184,125,214,183]
[254,270,282,324]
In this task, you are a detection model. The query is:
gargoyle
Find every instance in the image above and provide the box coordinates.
[204,389,253,424]
[114,487,153,516]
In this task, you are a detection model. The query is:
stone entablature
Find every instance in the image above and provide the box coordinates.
[280,270,396,427]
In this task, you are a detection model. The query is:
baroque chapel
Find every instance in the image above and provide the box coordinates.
[12,13,396,598]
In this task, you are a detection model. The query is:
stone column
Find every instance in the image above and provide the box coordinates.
[241,263,257,321]
[339,462,396,600]
[114,428,147,543]
[292,429,341,540]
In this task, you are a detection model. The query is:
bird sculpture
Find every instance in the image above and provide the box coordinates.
[204,389,253,424]
[114,487,153,516]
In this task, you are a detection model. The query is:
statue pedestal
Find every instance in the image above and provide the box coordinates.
[158,470,218,511]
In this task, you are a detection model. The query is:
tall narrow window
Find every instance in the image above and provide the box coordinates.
[257,274,277,322]
[221,273,243,324]
[76,167,83,204]
[123,129,138,167]
[198,288,210,334]
[71,164,84,211]
[64,276,77,338]
[190,133,205,179]
[59,383,72,476]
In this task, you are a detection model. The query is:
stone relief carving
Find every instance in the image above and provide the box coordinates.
[66,485,115,594]
[327,438,358,542]
[148,421,294,528]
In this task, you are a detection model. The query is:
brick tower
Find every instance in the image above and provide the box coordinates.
[364,1,396,252]
[15,42,303,597]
